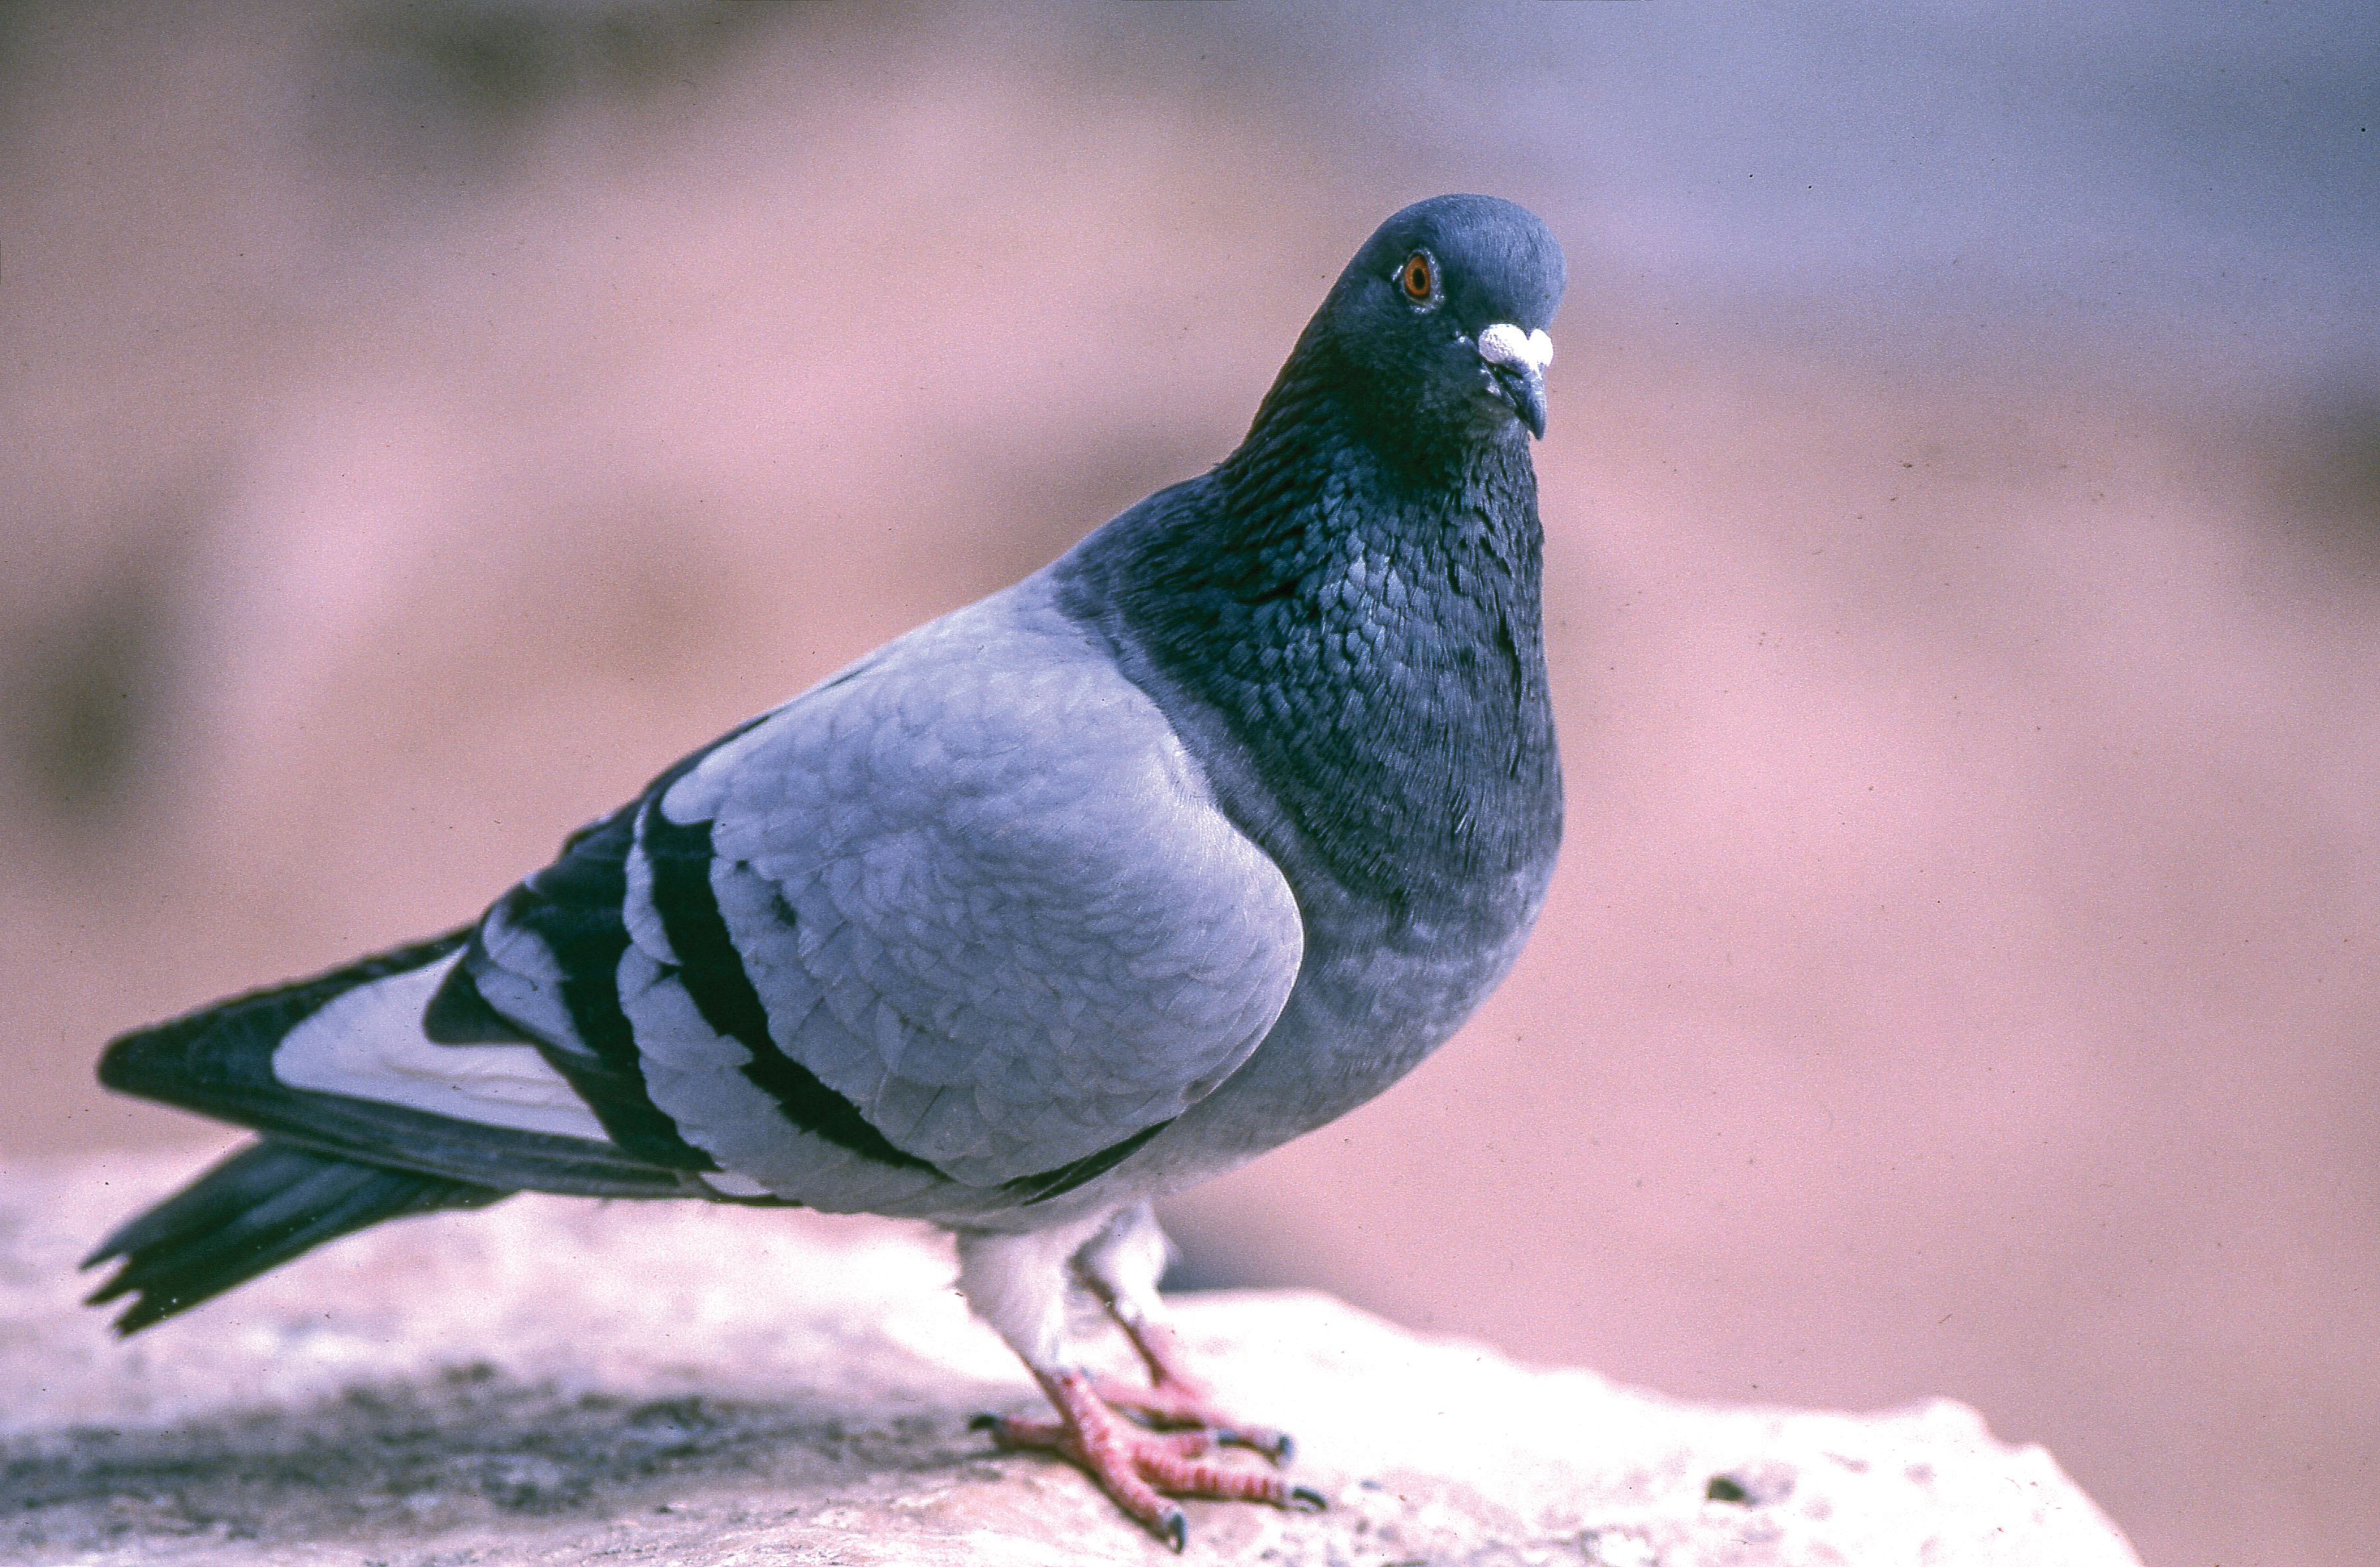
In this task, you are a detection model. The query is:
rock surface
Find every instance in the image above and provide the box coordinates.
[3,1152,2141,1566]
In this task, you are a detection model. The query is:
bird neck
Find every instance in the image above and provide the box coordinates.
[1068,367,1562,917]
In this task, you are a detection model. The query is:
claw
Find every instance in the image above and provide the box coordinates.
[1010,1367,1309,1541]
[1088,1314,1297,1463]
[1212,1425,1294,1465]
[1091,1378,1295,1463]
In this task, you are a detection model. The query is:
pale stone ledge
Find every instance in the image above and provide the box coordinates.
[1,1152,2141,1566]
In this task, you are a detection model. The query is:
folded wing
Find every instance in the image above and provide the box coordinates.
[467,578,1306,1209]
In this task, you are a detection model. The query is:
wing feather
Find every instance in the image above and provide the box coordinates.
[635,576,1304,1193]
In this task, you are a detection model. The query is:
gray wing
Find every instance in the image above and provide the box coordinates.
[550,573,1302,1204]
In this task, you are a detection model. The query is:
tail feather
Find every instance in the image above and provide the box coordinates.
[96,930,695,1199]
[83,931,768,1333]
[83,1139,510,1336]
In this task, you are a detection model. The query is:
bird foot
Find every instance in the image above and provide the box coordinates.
[1090,1371,1296,1463]
[975,1368,1322,1550]
[1097,1312,1296,1462]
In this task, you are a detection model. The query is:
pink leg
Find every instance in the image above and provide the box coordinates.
[976,1367,1323,1551]
[1091,1313,1295,1462]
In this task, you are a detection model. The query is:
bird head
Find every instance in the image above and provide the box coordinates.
[1314,194,1566,447]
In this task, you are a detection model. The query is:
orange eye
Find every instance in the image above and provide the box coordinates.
[1399,251,1435,302]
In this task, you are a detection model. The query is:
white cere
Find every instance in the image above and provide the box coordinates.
[1477,323,1554,374]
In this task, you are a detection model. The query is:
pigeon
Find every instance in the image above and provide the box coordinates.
[84,193,1566,1549]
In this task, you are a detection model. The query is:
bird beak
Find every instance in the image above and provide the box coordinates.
[1477,323,1553,440]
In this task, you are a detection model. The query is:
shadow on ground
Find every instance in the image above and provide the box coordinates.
[5,1364,992,1558]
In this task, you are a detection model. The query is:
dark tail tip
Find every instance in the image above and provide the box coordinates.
[83,1139,511,1335]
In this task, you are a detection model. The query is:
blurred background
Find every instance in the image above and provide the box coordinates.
[3,3,2373,1564]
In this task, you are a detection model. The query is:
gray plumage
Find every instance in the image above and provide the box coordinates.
[86,194,1567,1545]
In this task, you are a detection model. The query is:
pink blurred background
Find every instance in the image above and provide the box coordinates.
[4,6,2373,1565]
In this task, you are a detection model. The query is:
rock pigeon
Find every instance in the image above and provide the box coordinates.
[84,193,1566,1548]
